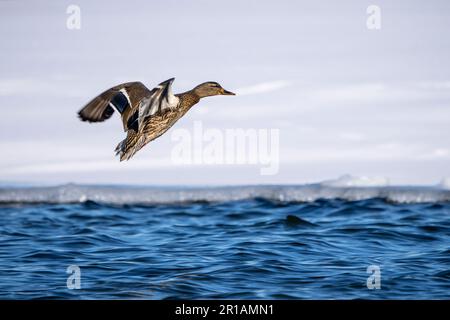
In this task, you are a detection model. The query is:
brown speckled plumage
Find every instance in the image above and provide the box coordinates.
[78,78,235,161]
[116,91,200,161]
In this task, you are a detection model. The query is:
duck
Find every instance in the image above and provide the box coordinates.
[78,78,235,161]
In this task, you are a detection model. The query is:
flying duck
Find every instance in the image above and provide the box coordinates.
[78,78,235,161]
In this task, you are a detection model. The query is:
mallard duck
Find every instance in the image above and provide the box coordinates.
[78,78,235,161]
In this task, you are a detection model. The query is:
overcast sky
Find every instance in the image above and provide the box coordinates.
[1,0,450,186]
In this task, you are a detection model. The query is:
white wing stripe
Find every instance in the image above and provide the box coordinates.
[119,88,131,106]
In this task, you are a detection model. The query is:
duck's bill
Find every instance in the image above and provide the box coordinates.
[222,89,236,95]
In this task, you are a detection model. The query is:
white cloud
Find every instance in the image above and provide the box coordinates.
[416,81,450,90]
[0,78,46,96]
[308,83,386,103]
[0,77,86,97]
[416,148,450,160]
[279,142,434,163]
[235,80,291,96]
[302,81,450,107]
[338,132,366,142]
[0,158,176,175]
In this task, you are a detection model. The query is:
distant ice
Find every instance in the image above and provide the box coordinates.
[1,182,449,205]
[439,177,450,190]
[320,174,390,187]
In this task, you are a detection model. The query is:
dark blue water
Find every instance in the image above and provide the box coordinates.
[0,184,449,299]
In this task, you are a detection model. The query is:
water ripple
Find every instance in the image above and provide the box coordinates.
[0,195,449,299]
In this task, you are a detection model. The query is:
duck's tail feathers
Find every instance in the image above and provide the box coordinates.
[115,139,125,155]
[115,138,129,162]
[115,132,148,162]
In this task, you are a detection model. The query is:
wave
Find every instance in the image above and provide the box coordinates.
[1,183,450,205]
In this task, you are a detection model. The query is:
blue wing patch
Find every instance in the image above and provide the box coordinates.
[110,92,129,114]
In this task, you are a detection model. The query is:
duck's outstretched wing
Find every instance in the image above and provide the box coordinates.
[78,81,151,126]
[79,79,179,134]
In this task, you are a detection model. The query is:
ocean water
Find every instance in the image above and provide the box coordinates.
[0,184,449,299]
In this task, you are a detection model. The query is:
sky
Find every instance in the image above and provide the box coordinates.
[0,0,450,186]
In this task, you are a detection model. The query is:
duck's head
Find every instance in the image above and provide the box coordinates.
[193,82,235,98]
